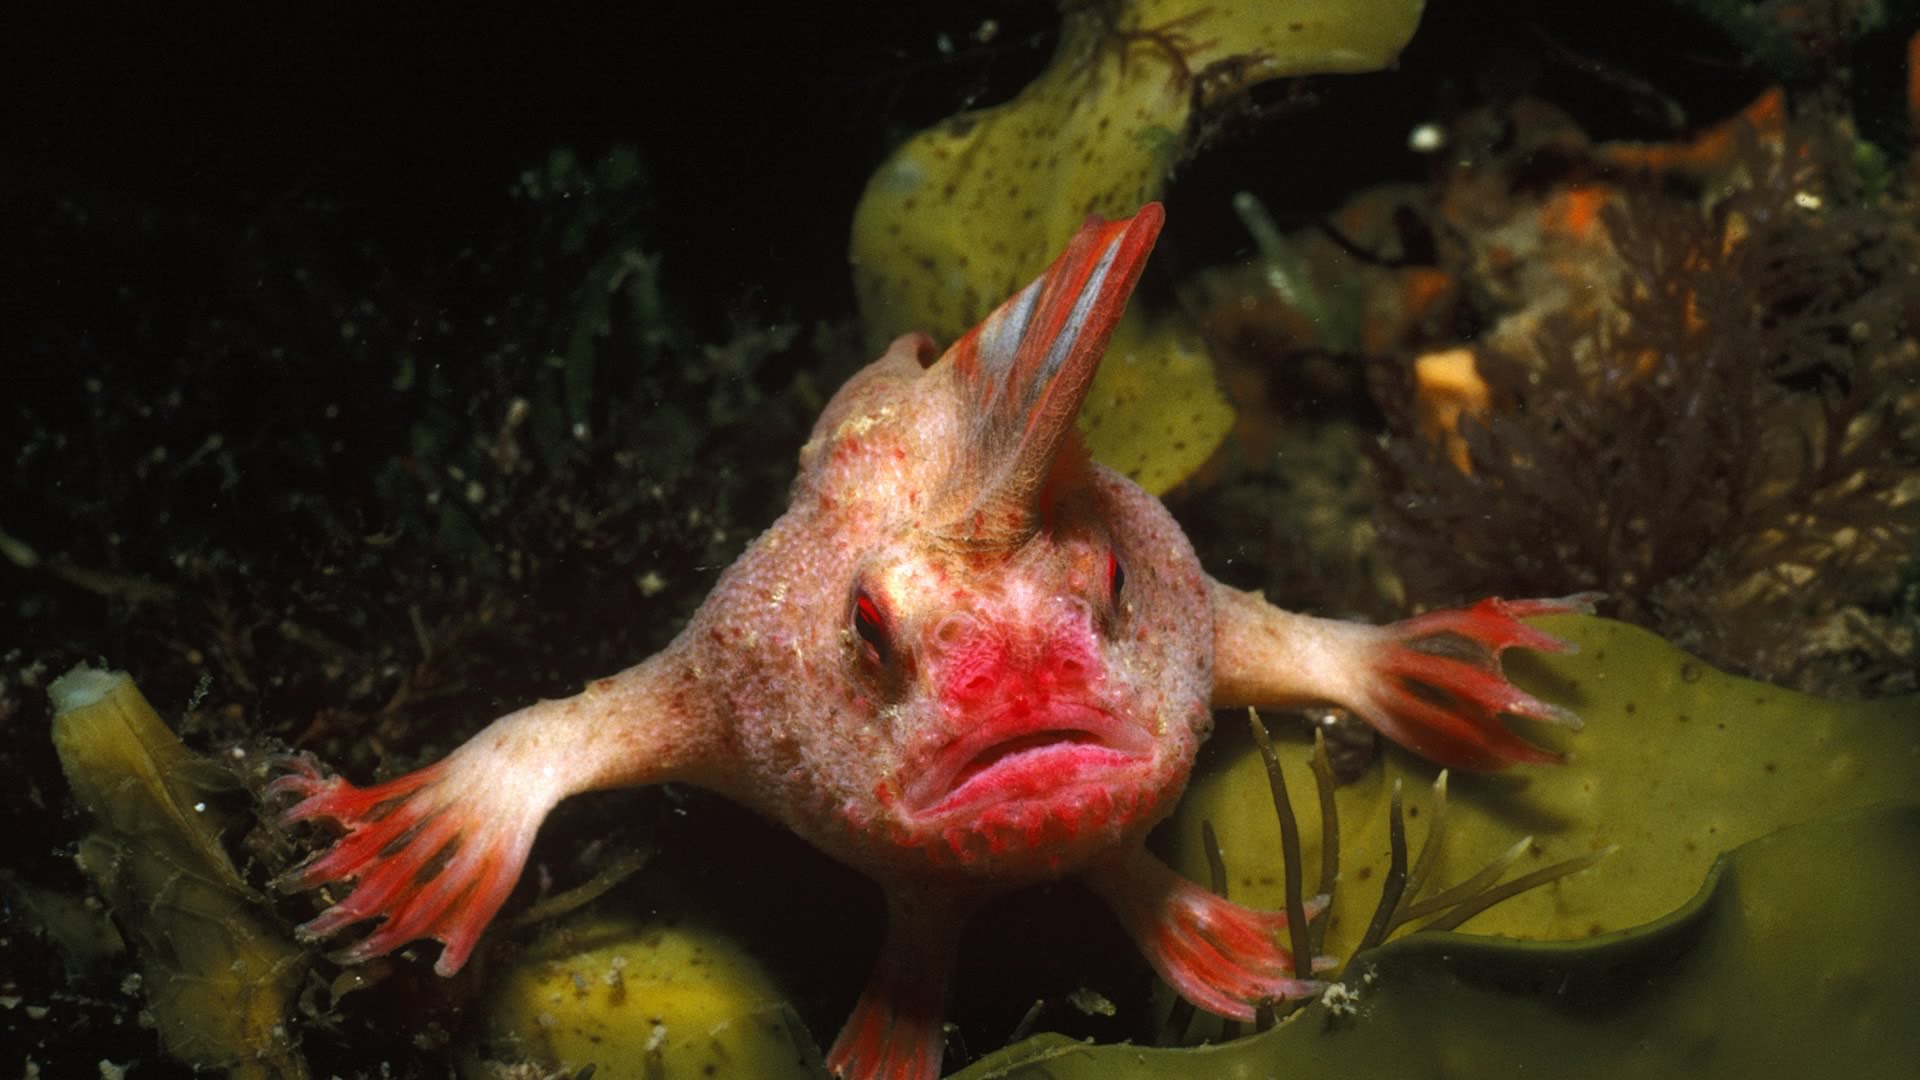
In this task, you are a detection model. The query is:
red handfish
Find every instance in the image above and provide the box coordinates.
[272,203,1590,1079]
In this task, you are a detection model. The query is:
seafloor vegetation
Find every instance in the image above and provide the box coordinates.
[5,1,1917,1077]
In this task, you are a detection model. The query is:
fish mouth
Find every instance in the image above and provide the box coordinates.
[903,703,1155,819]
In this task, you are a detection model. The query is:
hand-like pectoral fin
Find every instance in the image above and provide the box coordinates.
[272,653,719,974]
[1210,578,1596,770]
[271,750,552,975]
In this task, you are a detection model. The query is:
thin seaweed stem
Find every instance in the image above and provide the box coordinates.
[1401,770,1449,903]
[1246,708,1313,982]
[1201,819,1229,897]
[1161,1000,1196,1046]
[1005,1000,1045,1047]
[1351,779,1408,957]
[1419,845,1616,932]
[507,847,650,929]
[1306,730,1339,959]
[1390,835,1532,932]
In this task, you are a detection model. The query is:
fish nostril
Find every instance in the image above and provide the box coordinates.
[930,612,982,654]
[1050,653,1100,693]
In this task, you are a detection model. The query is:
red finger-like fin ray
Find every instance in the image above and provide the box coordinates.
[1355,594,1598,770]
[1388,649,1581,728]
[1378,681,1563,771]
[286,797,447,890]
[297,814,464,938]
[271,756,542,976]
[1391,594,1597,656]
[824,899,959,1080]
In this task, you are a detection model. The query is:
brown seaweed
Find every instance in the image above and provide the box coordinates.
[1374,114,1920,696]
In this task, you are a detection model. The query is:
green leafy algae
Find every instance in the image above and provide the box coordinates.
[474,914,824,1080]
[50,665,307,1079]
[959,802,1920,1078]
[851,0,1427,493]
[1167,615,1920,959]
[1077,313,1232,495]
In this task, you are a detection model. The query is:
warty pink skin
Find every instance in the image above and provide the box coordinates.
[272,204,1591,1080]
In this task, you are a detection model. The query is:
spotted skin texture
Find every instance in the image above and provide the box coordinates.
[273,205,1588,1079]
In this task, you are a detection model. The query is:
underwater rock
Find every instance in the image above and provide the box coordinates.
[49,665,307,1079]
[958,801,1920,1078]
[851,0,1426,492]
[1165,615,1920,962]
[472,914,823,1080]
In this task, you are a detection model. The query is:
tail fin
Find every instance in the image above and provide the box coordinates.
[934,203,1164,546]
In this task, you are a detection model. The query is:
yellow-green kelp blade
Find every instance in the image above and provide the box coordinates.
[1166,616,1920,961]
[851,0,1427,492]
[50,665,308,1080]
[1078,313,1231,494]
[471,913,824,1080]
[959,801,1920,1078]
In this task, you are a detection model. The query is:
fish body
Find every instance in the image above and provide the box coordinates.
[274,205,1589,1079]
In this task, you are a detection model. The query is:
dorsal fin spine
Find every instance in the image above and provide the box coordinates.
[931,204,1165,547]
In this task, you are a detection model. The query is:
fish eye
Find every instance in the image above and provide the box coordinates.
[853,590,893,665]
[1107,550,1126,601]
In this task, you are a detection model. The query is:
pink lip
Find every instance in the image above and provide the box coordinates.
[904,703,1154,816]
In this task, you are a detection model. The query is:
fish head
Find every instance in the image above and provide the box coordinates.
[802,206,1215,882]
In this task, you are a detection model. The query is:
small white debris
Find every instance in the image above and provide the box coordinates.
[1793,190,1822,210]
[1408,122,1446,153]
[1321,981,1361,1017]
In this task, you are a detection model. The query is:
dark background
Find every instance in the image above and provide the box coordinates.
[14,0,1887,350]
